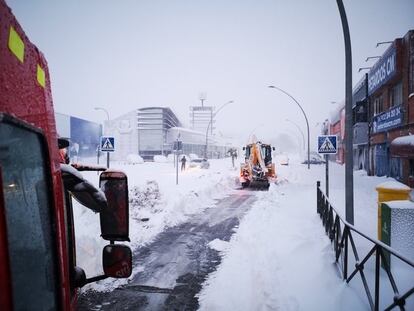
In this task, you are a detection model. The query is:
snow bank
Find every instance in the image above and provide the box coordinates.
[153,155,167,163]
[73,158,237,292]
[126,154,144,164]
[198,183,366,310]
[199,155,414,310]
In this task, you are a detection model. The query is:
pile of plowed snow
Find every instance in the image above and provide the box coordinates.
[72,158,237,292]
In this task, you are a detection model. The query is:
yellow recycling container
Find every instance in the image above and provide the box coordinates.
[376,181,411,240]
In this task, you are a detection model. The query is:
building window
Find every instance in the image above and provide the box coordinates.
[373,94,384,115]
[389,82,403,107]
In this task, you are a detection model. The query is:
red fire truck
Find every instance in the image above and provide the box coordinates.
[0,1,132,309]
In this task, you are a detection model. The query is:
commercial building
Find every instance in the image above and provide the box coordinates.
[369,30,414,186]
[352,75,369,171]
[106,106,233,161]
[326,29,414,187]
[137,107,182,160]
[106,107,182,161]
[167,127,232,159]
[189,105,215,134]
[55,112,102,159]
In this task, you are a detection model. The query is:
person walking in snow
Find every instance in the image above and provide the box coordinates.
[181,155,187,171]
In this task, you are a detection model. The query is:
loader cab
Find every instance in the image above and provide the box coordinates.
[261,145,274,166]
[243,145,252,160]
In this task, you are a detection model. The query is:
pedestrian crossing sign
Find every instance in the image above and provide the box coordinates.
[317,135,337,154]
[101,136,115,152]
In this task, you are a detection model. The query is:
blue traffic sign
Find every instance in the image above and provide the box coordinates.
[318,135,337,154]
[101,136,115,152]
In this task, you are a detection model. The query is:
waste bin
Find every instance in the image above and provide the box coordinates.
[376,181,411,240]
[380,201,414,268]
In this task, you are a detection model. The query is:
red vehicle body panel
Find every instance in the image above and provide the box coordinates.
[0,0,72,309]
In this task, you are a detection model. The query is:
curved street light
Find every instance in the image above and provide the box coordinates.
[94,107,110,121]
[268,85,310,169]
[205,100,234,158]
[285,119,305,150]
[337,0,354,224]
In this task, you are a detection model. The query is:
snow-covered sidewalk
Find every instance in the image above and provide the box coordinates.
[198,157,414,310]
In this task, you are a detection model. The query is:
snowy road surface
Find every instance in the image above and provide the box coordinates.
[78,189,256,310]
[74,156,413,310]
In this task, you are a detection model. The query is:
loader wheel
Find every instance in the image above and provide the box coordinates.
[241,182,249,188]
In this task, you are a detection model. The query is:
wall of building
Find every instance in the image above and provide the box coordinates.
[327,29,414,186]
[105,110,138,161]
[55,112,102,160]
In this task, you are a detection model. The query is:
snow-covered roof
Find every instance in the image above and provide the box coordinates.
[391,135,414,146]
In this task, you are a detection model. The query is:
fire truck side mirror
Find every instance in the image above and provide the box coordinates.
[242,147,245,150]
[272,147,275,151]
[102,244,132,278]
[99,170,130,242]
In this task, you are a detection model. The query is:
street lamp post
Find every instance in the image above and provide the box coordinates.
[336,0,354,225]
[285,119,305,151]
[358,67,371,73]
[365,56,381,62]
[268,85,310,169]
[205,100,234,158]
[376,41,393,47]
[94,107,110,168]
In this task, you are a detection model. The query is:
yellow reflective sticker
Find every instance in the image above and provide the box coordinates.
[37,65,45,88]
[8,26,25,63]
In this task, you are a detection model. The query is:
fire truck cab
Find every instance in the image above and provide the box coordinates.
[0,1,132,310]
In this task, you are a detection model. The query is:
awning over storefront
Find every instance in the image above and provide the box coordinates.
[390,135,414,158]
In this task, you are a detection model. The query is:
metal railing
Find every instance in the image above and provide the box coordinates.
[316,181,414,311]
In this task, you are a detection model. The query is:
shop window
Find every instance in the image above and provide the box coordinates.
[389,82,403,107]
[373,95,384,115]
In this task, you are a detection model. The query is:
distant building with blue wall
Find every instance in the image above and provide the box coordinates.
[55,112,102,159]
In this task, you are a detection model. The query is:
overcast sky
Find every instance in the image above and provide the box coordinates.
[7,0,414,147]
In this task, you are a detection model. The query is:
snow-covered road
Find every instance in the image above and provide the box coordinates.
[78,189,256,310]
[73,155,413,310]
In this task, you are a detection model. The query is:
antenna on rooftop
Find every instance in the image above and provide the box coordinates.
[199,92,207,107]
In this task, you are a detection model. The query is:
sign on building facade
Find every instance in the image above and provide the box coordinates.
[372,105,403,133]
[368,45,397,95]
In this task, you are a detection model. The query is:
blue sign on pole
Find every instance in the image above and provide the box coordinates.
[318,135,337,154]
[372,105,403,133]
[100,136,115,152]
